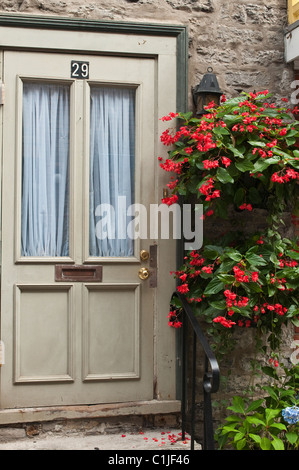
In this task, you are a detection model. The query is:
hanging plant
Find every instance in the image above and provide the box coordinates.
[161,91,299,356]
[168,231,299,354]
[159,91,299,220]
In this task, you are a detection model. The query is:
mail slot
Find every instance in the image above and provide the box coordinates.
[55,265,102,282]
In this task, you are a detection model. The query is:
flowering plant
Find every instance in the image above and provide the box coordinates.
[161,91,299,355]
[215,362,299,450]
[160,91,299,222]
[282,405,299,425]
[168,230,299,353]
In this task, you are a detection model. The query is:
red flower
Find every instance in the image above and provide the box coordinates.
[177,283,189,294]
[239,203,252,211]
[184,146,193,155]
[162,194,179,206]
[213,316,236,328]
[202,265,213,274]
[222,156,231,167]
[203,159,219,169]
[160,112,179,121]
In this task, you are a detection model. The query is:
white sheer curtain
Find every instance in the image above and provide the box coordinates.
[89,86,135,257]
[21,82,70,257]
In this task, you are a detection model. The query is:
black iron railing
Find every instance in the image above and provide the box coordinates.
[172,292,220,451]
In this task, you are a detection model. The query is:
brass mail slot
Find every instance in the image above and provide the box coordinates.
[55,265,102,282]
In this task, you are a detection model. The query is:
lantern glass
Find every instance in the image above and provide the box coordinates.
[193,67,222,116]
[195,93,220,116]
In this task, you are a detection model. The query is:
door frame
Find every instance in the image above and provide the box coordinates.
[0,13,188,423]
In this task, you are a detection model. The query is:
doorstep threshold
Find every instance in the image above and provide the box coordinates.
[0,399,181,425]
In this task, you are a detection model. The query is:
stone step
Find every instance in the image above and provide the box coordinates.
[0,428,201,450]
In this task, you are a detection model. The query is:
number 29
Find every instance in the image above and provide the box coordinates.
[71,61,89,79]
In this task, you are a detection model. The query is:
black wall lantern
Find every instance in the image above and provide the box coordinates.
[192,67,222,116]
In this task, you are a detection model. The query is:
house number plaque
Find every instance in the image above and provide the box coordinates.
[71,61,89,79]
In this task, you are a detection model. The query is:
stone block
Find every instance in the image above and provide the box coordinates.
[0,427,26,442]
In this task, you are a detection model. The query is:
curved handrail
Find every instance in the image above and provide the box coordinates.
[172,291,220,450]
[172,291,220,394]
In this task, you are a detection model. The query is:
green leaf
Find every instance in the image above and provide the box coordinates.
[262,386,278,401]
[273,148,293,160]
[225,415,243,423]
[286,138,296,146]
[261,366,279,380]
[248,140,266,147]
[228,396,246,414]
[235,159,255,172]
[216,167,234,183]
[290,158,299,169]
[226,143,245,158]
[286,250,299,260]
[171,296,183,308]
[248,281,262,293]
[271,436,285,451]
[213,126,230,135]
[253,156,281,172]
[234,431,245,442]
[253,158,270,172]
[246,399,264,413]
[179,111,193,122]
[210,300,227,310]
[249,433,262,444]
[226,249,243,262]
[236,438,247,450]
[247,416,266,427]
[286,432,298,445]
[204,245,223,259]
[220,425,236,434]
[246,252,267,266]
[234,187,246,206]
[223,114,243,125]
[269,423,287,432]
[217,274,236,284]
[260,437,272,450]
[265,408,281,425]
[263,156,281,166]
[204,277,224,295]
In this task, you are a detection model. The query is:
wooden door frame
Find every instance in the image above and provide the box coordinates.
[0,13,188,424]
[0,13,188,110]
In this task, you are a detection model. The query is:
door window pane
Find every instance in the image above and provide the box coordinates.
[89,86,135,257]
[21,82,70,257]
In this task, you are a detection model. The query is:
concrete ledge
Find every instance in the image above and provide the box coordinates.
[0,400,181,426]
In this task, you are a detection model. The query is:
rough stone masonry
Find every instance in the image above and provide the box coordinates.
[0,0,295,103]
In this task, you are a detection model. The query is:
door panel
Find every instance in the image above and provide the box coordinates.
[14,284,74,383]
[1,51,156,407]
[82,284,140,381]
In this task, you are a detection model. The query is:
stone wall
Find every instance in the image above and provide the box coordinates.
[0,0,295,105]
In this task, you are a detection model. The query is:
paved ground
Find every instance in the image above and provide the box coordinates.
[0,429,201,451]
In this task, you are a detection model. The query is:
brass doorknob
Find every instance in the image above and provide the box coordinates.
[140,250,149,261]
[138,267,150,280]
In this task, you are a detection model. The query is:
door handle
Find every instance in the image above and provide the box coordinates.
[138,267,150,280]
